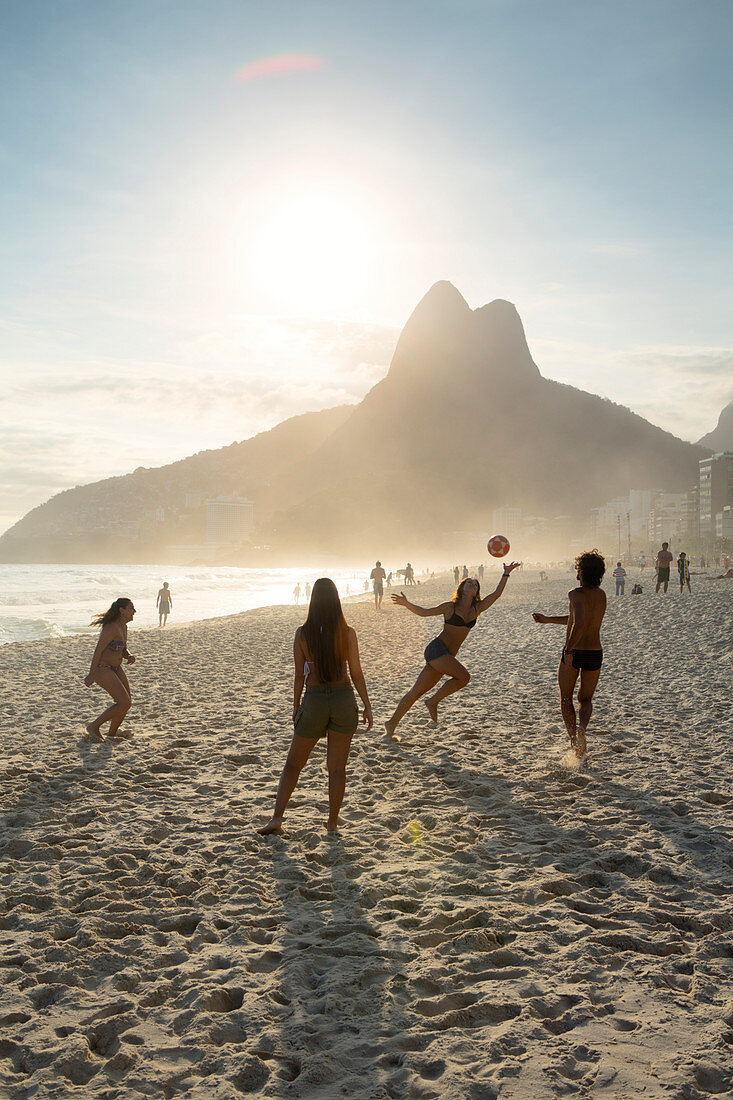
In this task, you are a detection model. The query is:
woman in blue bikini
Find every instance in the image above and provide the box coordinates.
[84,597,137,738]
[384,562,520,738]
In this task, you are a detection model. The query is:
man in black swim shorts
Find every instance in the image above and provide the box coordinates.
[655,542,673,594]
[533,549,607,762]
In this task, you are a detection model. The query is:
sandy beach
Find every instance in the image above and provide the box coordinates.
[1,571,732,1098]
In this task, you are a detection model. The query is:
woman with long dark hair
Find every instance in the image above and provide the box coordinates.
[258,578,373,835]
[84,597,137,738]
[384,563,520,738]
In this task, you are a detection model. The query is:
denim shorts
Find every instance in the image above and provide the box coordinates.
[294,684,359,738]
[424,637,450,665]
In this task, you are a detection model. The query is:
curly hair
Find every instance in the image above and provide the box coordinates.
[575,550,605,588]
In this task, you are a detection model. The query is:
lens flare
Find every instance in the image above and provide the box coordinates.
[234,54,324,83]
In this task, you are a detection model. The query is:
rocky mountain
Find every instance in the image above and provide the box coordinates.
[0,282,708,562]
[698,400,733,453]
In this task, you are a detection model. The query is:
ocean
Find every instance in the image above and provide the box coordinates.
[0,563,372,645]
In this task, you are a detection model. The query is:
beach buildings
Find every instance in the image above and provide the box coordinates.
[205,497,255,545]
[699,452,733,537]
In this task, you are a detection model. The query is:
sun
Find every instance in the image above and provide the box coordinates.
[243,188,375,314]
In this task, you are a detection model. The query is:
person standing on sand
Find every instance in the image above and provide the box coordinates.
[384,562,521,739]
[533,550,607,762]
[655,542,674,594]
[453,565,460,585]
[677,551,692,593]
[84,598,137,739]
[293,583,301,604]
[305,581,311,601]
[258,578,373,835]
[370,560,387,610]
[612,561,626,596]
[156,581,172,627]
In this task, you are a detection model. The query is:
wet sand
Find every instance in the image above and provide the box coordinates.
[1,571,732,1097]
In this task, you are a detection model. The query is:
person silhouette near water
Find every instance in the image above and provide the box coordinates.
[370,560,387,610]
[156,581,172,626]
[84,598,137,739]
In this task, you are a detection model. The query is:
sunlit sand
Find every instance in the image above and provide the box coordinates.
[1,573,731,1096]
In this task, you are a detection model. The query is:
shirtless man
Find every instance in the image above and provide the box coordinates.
[156,582,172,627]
[370,560,387,610]
[533,549,607,761]
[655,542,674,594]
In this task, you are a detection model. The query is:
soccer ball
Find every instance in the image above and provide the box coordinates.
[487,534,510,557]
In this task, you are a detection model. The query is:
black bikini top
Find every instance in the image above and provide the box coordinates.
[445,609,477,629]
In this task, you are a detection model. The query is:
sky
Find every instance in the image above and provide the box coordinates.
[1,0,732,532]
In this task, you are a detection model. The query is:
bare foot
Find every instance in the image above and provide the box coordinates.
[425,698,438,724]
[108,728,131,739]
[575,730,587,760]
[257,818,283,836]
[384,719,400,741]
[85,723,102,739]
[327,820,340,833]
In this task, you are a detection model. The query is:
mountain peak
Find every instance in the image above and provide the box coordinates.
[698,399,733,452]
[388,283,540,386]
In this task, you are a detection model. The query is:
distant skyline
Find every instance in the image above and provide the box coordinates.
[1,0,732,532]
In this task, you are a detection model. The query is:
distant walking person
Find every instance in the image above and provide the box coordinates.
[386,571,393,589]
[462,565,469,580]
[677,552,691,593]
[294,583,301,604]
[639,553,647,573]
[533,550,607,762]
[305,581,311,601]
[370,560,387,610]
[453,565,460,585]
[478,563,484,582]
[384,562,521,739]
[655,542,674,594]
[156,581,173,626]
[405,562,415,585]
[612,562,626,596]
[84,598,137,739]
[258,578,373,835]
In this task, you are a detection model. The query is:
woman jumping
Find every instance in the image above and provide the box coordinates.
[84,597,137,738]
[385,563,520,738]
[258,578,373,835]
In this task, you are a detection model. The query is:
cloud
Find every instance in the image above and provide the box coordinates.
[0,316,398,532]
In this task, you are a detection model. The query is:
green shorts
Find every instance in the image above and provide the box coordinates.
[294,684,359,738]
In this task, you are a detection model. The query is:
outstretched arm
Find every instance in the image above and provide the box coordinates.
[532,613,569,625]
[390,592,452,618]
[477,561,521,612]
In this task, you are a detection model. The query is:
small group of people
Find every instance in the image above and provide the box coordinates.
[293,581,312,604]
[655,543,692,594]
[611,544,693,596]
[85,550,610,832]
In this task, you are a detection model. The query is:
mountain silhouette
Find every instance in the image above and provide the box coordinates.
[698,400,733,452]
[0,283,707,561]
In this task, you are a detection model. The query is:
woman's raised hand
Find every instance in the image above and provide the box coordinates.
[503,561,521,575]
[391,591,408,607]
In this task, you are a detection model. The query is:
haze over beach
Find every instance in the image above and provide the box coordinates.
[1,2,733,1098]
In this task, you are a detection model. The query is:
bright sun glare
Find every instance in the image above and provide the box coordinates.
[245,189,375,314]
